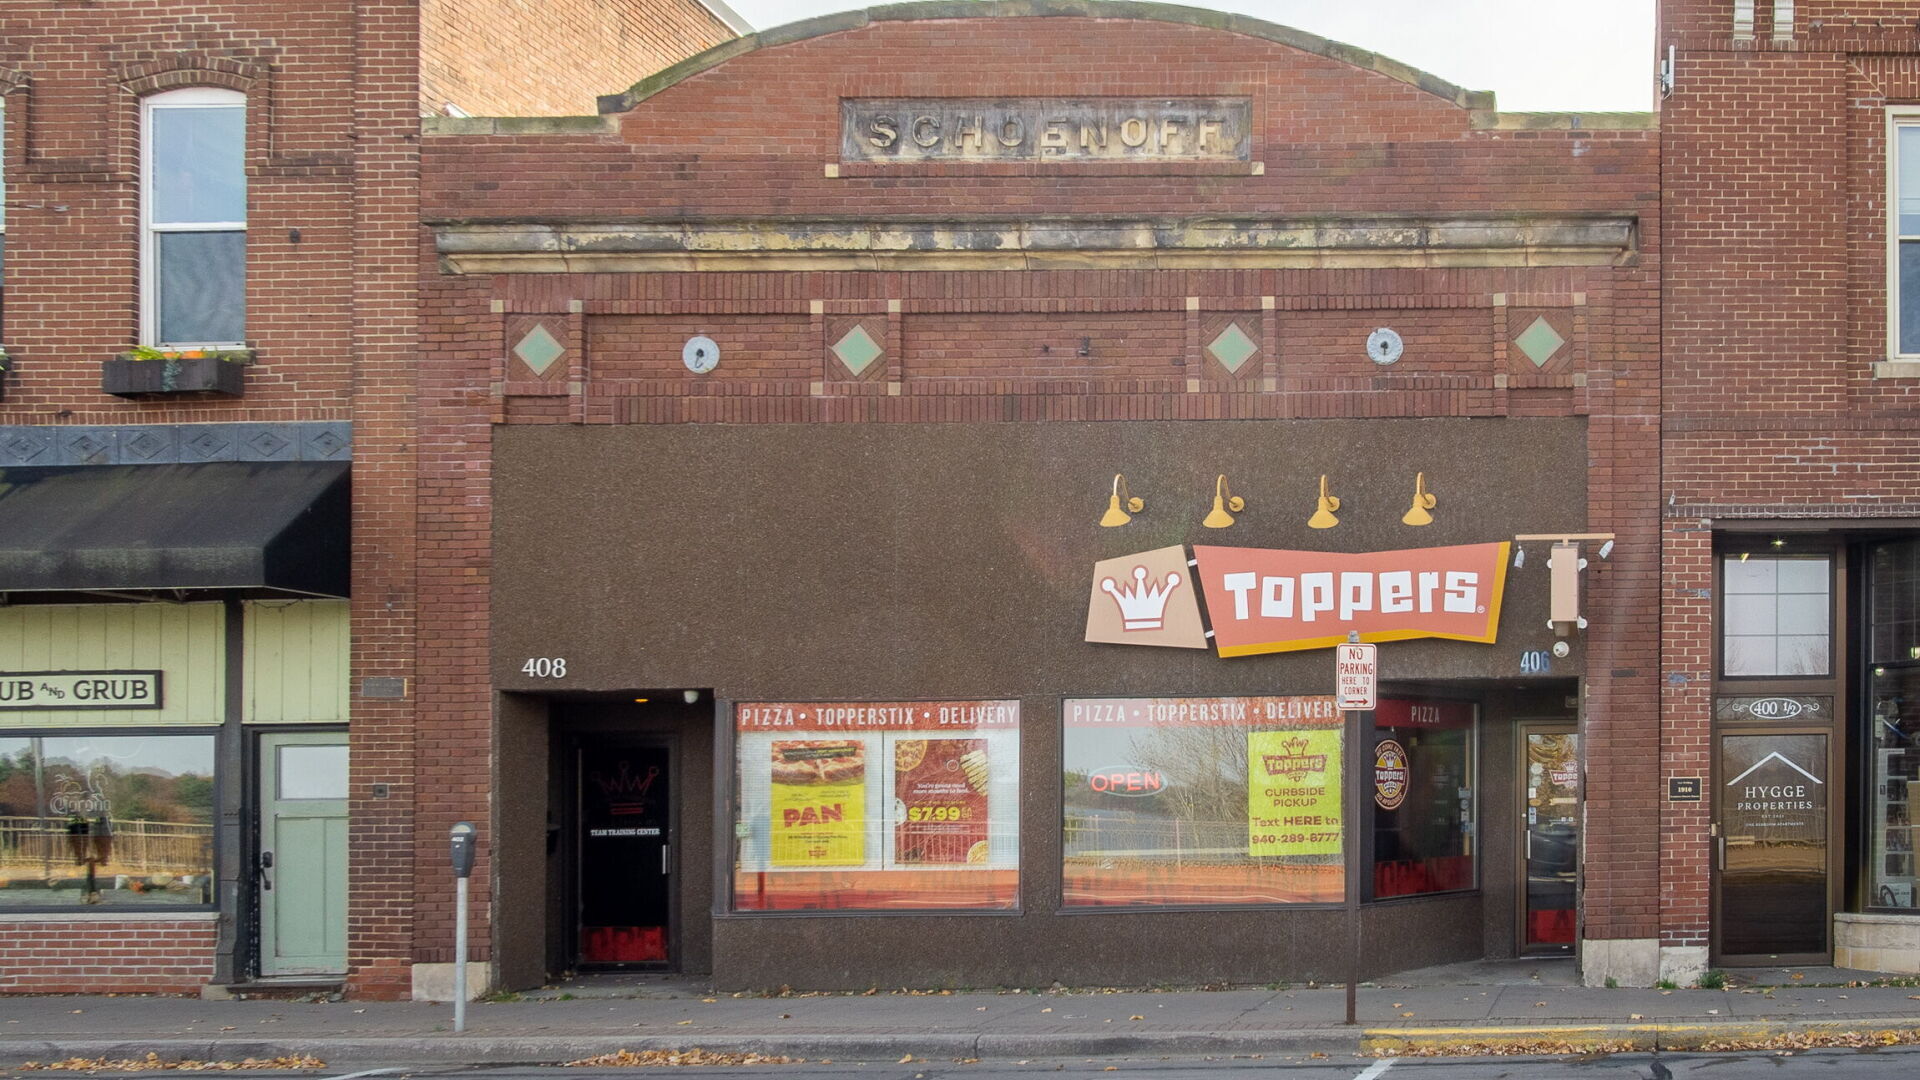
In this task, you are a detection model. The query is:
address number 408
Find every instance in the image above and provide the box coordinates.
[521,657,567,678]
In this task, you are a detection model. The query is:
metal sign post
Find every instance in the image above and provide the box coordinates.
[1338,634,1377,1026]
[449,821,477,1033]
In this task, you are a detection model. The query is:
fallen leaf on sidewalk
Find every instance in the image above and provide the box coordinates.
[563,1049,798,1067]
[898,1054,915,1064]
[1129,1015,1144,1021]
[675,1020,692,1025]
[1534,1001,1547,1007]
[1401,1012,1415,1018]
[1630,1014,1644,1020]
[20,1054,324,1072]
[1040,1007,1052,1013]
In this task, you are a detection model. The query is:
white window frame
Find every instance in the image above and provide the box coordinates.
[1885,107,1920,362]
[140,87,246,349]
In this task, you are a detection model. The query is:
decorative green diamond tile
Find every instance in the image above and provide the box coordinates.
[1514,316,1566,368]
[1206,322,1260,374]
[831,324,884,377]
[512,323,566,376]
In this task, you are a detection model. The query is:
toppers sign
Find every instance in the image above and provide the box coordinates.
[1085,543,1511,658]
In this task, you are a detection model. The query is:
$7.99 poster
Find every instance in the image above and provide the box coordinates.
[892,738,990,865]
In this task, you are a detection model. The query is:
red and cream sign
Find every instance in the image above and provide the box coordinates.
[1195,543,1510,657]
[1084,544,1208,650]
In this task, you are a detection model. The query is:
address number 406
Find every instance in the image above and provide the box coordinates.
[521,657,567,678]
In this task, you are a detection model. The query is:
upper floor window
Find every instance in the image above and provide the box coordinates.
[1722,553,1832,678]
[1892,112,1920,357]
[142,88,245,348]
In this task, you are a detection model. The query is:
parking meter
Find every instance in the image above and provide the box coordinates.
[450,821,476,878]
[449,821,476,1030]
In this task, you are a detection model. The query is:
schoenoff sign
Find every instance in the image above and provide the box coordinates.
[842,97,1252,163]
[0,671,163,710]
[1194,543,1510,656]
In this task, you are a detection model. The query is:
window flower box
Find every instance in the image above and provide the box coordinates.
[102,348,252,398]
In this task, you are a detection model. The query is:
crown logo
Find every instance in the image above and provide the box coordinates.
[1280,735,1310,758]
[1101,565,1184,631]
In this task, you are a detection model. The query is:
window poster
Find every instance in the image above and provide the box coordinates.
[1246,727,1342,857]
[893,738,990,864]
[734,701,1019,911]
[769,741,867,866]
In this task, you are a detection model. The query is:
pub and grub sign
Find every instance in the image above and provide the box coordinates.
[843,97,1253,163]
[0,671,163,710]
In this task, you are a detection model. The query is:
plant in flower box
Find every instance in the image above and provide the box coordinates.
[102,345,254,397]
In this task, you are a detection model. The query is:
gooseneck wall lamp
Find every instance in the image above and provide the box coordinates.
[1308,475,1340,530]
[1100,474,1144,527]
[1202,475,1245,528]
[1402,472,1437,527]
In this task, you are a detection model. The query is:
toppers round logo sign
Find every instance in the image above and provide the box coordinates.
[1373,740,1409,810]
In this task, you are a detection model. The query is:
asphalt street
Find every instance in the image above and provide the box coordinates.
[11,1050,1920,1080]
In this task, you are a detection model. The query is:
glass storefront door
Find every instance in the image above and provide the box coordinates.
[1716,732,1831,962]
[577,741,674,967]
[1521,727,1579,954]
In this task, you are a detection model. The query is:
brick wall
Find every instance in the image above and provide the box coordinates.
[419,10,1665,970]
[0,1,363,425]
[419,0,734,117]
[0,920,217,994]
[0,1,421,999]
[1660,0,1920,954]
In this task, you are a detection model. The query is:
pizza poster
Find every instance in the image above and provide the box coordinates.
[893,738,990,865]
[1246,728,1343,857]
[769,740,867,866]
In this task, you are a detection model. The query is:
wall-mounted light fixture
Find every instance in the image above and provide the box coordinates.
[1402,472,1437,527]
[1202,475,1245,529]
[1308,475,1340,530]
[1514,532,1616,638]
[1100,474,1144,528]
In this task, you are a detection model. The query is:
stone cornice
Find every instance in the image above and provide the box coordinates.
[433,213,1639,274]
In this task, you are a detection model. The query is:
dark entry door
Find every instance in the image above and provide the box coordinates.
[1715,731,1831,963]
[1520,727,1580,955]
[577,741,674,967]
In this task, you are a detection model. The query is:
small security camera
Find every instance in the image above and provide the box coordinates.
[1552,640,1571,659]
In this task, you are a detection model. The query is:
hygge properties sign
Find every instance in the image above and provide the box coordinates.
[1085,543,1511,657]
[0,671,163,710]
[842,98,1252,163]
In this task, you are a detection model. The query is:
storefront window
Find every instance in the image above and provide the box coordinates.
[1867,540,1920,911]
[731,701,1019,911]
[1063,696,1344,907]
[1722,555,1831,677]
[1370,699,1476,898]
[0,735,215,907]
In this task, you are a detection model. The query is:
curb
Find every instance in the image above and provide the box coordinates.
[0,1031,1365,1067]
[1362,1017,1920,1055]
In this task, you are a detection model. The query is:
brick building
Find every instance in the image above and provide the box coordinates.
[0,0,738,996]
[1659,0,1920,979]
[417,1,1665,990]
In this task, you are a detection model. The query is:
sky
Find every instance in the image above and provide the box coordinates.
[722,0,1657,113]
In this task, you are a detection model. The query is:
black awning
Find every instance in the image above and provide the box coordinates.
[0,461,349,597]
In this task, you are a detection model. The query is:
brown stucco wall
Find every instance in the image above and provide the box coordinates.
[491,418,1589,987]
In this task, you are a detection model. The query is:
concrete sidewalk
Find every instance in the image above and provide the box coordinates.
[3,978,1920,1064]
